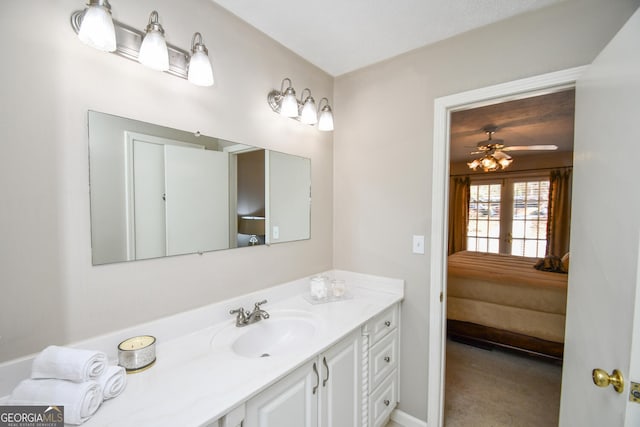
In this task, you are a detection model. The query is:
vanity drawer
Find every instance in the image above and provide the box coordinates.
[367,304,398,345]
[369,368,398,427]
[369,329,398,390]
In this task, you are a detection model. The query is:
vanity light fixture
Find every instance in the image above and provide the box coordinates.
[76,0,116,52]
[299,89,318,125]
[267,78,334,131]
[187,32,214,87]
[138,11,169,71]
[70,2,215,86]
[317,98,334,132]
[279,78,299,118]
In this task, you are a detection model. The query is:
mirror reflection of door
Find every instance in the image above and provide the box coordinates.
[126,133,229,260]
[235,149,266,247]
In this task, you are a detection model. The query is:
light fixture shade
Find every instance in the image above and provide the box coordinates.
[188,33,214,87]
[467,159,481,170]
[138,11,169,71]
[318,106,334,131]
[188,50,214,86]
[300,97,318,125]
[238,216,265,235]
[280,87,299,117]
[78,2,116,52]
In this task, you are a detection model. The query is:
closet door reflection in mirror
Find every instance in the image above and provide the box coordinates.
[88,111,310,265]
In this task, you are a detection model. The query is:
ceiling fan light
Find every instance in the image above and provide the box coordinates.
[498,157,513,168]
[481,156,496,169]
[467,159,480,170]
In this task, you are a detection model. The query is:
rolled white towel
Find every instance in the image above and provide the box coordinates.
[32,346,107,382]
[9,379,103,425]
[97,365,127,400]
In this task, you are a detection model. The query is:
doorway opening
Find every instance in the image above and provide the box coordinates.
[444,89,574,424]
[427,66,587,427]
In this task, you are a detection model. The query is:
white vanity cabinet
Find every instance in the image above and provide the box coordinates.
[362,303,400,427]
[244,359,318,427]
[244,330,361,427]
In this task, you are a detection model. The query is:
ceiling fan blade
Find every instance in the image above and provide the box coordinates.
[476,138,504,147]
[492,150,511,160]
[502,144,558,151]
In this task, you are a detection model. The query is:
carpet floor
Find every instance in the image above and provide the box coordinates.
[444,339,562,426]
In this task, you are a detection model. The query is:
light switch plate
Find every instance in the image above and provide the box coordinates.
[272,226,280,240]
[412,235,425,254]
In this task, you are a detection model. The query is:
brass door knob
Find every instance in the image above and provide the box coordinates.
[592,368,624,393]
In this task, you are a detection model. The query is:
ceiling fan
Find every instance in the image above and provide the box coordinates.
[467,126,558,172]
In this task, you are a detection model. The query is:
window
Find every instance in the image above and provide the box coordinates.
[511,180,549,257]
[467,183,501,253]
[467,177,550,257]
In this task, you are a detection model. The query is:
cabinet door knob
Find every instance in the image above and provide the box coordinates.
[384,320,391,327]
[383,399,390,406]
[384,356,390,363]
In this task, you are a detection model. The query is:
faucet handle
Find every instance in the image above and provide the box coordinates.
[254,299,267,308]
[230,307,248,326]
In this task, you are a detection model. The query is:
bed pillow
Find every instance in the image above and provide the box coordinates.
[534,255,566,273]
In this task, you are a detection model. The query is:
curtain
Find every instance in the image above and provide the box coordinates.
[448,176,470,255]
[546,168,572,256]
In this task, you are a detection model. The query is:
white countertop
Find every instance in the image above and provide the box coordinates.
[0,270,403,427]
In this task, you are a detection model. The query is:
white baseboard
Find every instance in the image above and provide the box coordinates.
[390,409,428,427]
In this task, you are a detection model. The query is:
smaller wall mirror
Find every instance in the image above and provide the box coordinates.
[88,111,311,265]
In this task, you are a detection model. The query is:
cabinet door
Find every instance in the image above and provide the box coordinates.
[244,360,318,427]
[319,331,361,427]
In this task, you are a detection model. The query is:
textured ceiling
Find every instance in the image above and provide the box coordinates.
[211,0,567,76]
[450,89,575,163]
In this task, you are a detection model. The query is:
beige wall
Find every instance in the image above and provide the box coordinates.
[0,0,333,362]
[333,0,639,420]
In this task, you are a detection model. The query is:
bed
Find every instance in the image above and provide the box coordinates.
[447,250,568,362]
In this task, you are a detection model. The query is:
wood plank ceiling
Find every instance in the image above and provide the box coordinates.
[449,89,575,163]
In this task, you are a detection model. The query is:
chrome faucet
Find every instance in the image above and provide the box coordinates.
[229,300,269,327]
[247,300,270,324]
[229,307,249,327]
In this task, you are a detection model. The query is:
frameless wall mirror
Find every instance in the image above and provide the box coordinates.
[88,111,311,265]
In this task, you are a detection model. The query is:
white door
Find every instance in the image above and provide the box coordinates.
[319,331,361,427]
[164,145,229,255]
[132,140,166,259]
[559,9,640,426]
[244,360,319,427]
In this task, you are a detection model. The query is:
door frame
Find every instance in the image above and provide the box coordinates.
[427,65,587,427]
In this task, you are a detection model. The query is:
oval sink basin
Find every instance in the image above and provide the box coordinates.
[212,310,319,358]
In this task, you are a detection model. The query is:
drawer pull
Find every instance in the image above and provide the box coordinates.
[384,321,391,327]
[384,399,390,406]
[384,356,391,363]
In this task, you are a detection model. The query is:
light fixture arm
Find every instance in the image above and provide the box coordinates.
[191,32,208,54]
[280,78,293,94]
[299,88,312,103]
[317,97,330,112]
[145,11,164,35]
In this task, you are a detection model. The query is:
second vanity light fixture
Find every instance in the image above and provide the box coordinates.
[70,0,215,87]
[267,78,334,131]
